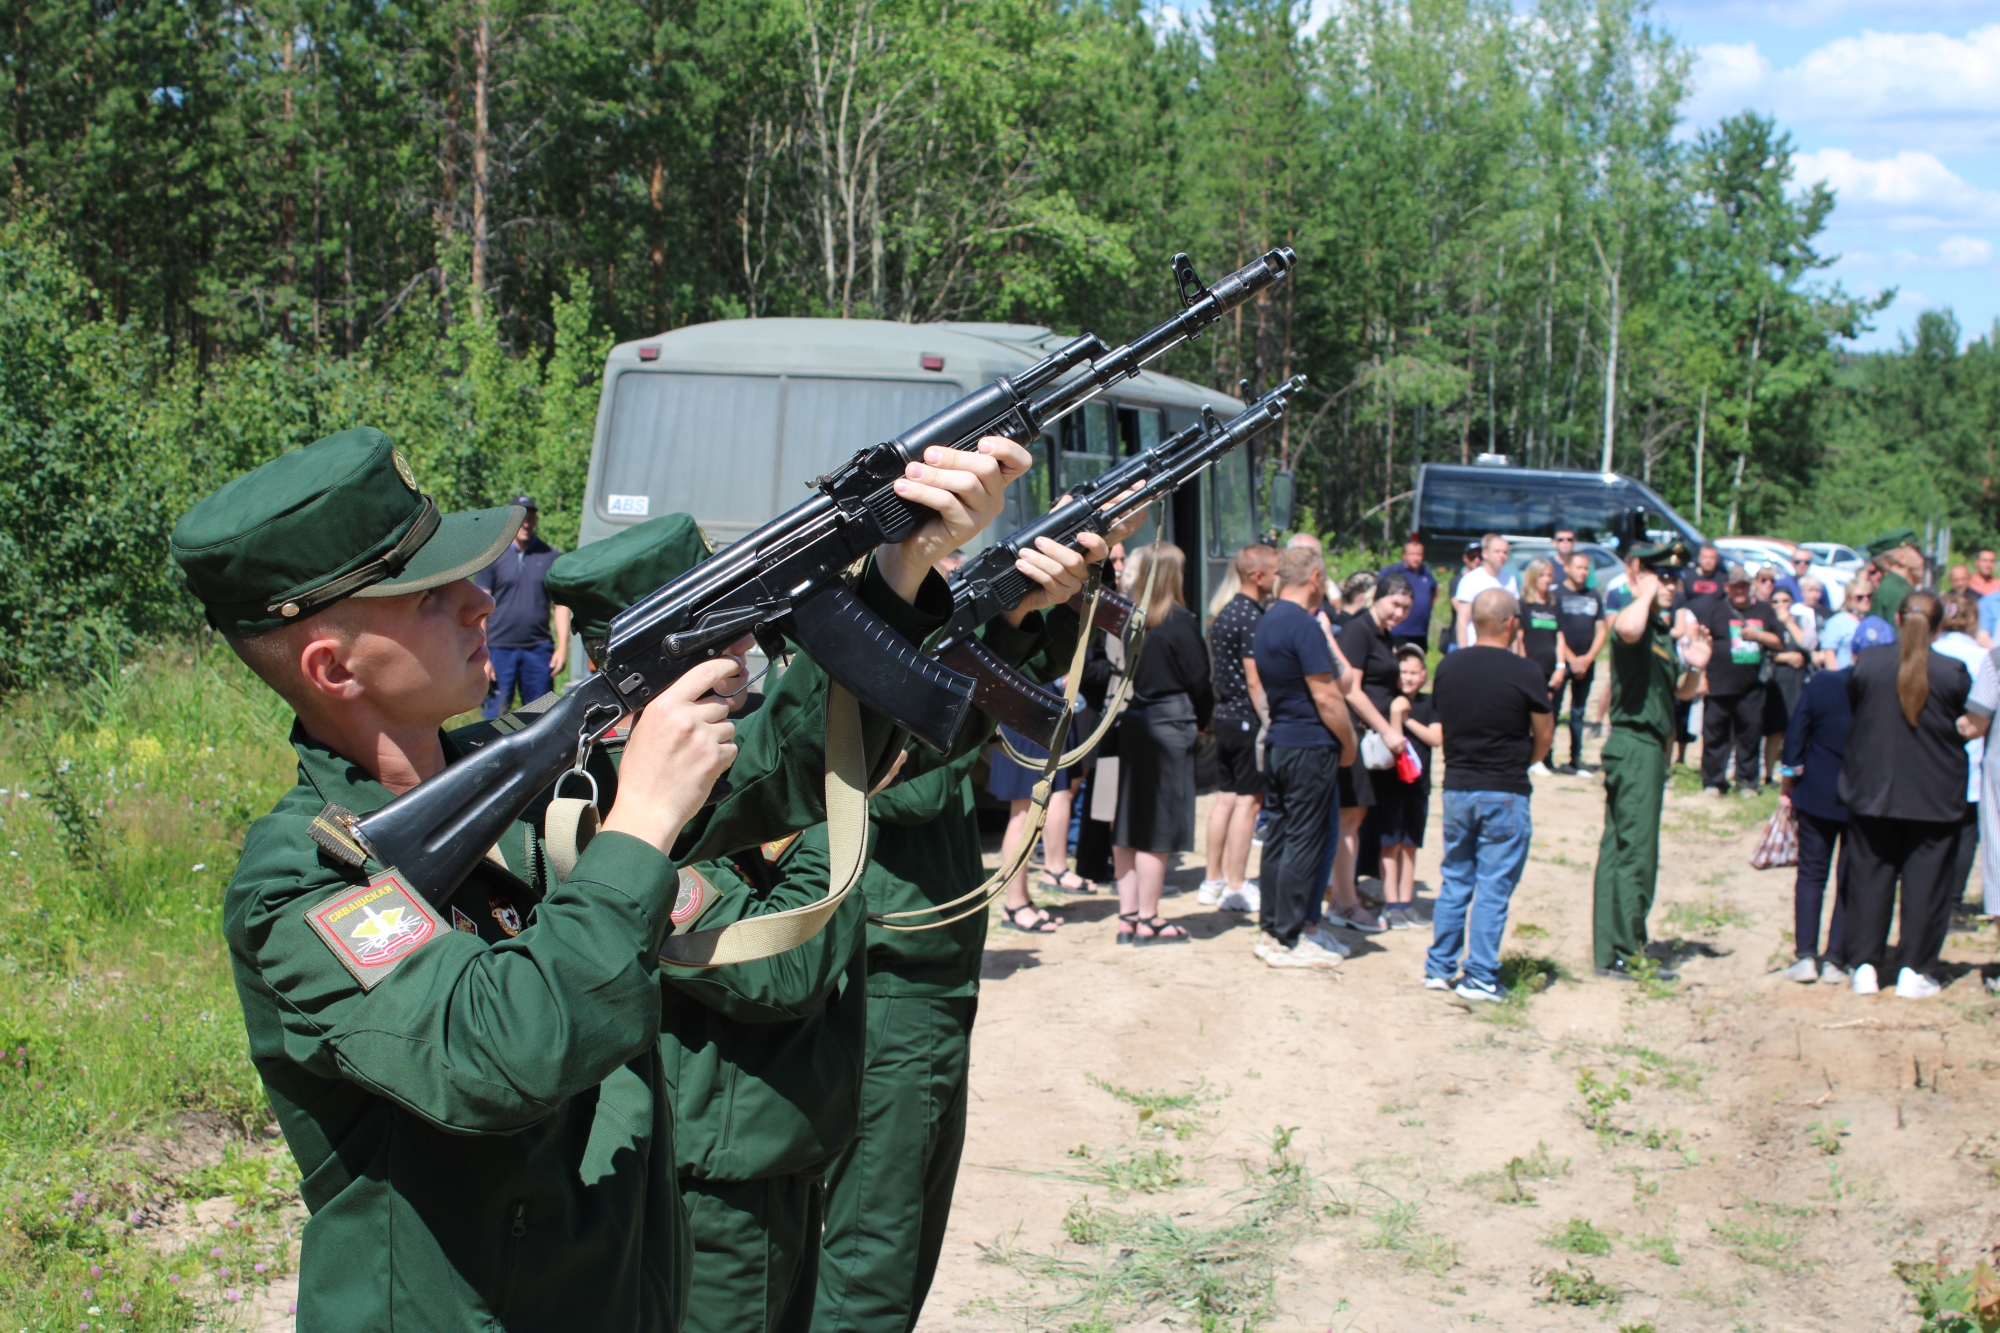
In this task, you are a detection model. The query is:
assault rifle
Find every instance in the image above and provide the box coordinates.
[351,249,1297,904]
[933,375,1307,739]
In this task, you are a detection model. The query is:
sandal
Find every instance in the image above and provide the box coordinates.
[1135,916,1191,945]
[1001,902,1061,934]
[1040,869,1095,895]
[1116,911,1139,945]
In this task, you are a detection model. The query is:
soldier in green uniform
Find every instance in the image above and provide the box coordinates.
[1593,541,1714,981]
[1863,528,1922,621]
[543,513,1096,1333]
[813,599,1095,1333]
[171,424,1030,1332]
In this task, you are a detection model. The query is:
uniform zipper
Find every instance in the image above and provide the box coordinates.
[499,1202,527,1316]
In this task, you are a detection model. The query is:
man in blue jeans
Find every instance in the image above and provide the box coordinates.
[472,496,571,718]
[1425,589,1554,1000]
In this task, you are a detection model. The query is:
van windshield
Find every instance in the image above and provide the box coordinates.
[1419,471,1628,544]
[599,373,962,535]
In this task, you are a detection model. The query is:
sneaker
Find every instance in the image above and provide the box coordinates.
[1454,976,1504,1002]
[1327,909,1388,934]
[1781,957,1819,984]
[1572,762,1599,776]
[1252,933,1280,962]
[1306,925,1353,956]
[1895,967,1941,999]
[1528,762,1553,777]
[1851,963,1879,995]
[1735,786,1760,799]
[1197,879,1225,907]
[1219,883,1261,913]
[1818,961,1850,986]
[1288,936,1345,969]
[1422,973,1452,991]
[1386,905,1421,930]
[1552,763,1580,777]
[1700,786,1726,800]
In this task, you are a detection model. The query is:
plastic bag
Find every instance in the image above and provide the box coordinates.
[1395,743,1424,784]
[1360,730,1396,770]
[1749,803,1798,870]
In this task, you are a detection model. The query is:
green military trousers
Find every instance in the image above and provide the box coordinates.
[1593,729,1668,969]
[682,1175,823,1333]
[812,995,977,1333]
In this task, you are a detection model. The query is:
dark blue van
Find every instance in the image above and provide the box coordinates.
[1412,462,1704,562]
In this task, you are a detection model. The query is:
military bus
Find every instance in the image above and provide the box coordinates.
[575,318,1261,618]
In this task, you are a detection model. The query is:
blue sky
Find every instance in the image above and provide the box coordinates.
[1662,0,2000,352]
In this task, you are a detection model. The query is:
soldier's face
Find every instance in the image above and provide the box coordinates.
[316,579,497,726]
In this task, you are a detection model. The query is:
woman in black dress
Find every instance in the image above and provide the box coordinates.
[1328,571,1415,933]
[1518,558,1563,775]
[1112,543,1212,943]
[1838,591,1987,998]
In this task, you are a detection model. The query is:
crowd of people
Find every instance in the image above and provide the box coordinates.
[993,524,1999,1003]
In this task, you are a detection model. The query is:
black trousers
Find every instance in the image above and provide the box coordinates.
[1260,744,1342,948]
[1948,805,1980,907]
[1793,808,1850,963]
[1700,688,1765,791]
[1559,668,1594,765]
[1846,814,1958,979]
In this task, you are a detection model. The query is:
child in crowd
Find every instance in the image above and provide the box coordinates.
[1380,644,1442,929]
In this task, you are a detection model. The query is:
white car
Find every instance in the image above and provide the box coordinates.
[1715,538,1850,609]
[1799,541,1866,573]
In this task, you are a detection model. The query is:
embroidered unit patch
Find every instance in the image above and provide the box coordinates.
[759,832,800,865]
[671,867,711,928]
[307,871,442,990]
[489,893,524,936]
[451,907,480,934]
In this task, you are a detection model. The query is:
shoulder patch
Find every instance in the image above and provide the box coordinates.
[309,804,369,869]
[760,832,801,865]
[671,866,712,929]
[306,871,444,990]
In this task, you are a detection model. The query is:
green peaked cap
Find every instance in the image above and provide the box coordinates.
[1864,528,1919,557]
[1631,538,1691,571]
[545,514,713,642]
[169,426,522,637]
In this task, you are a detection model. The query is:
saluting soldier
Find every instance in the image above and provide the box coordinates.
[171,424,1029,1332]
[1592,541,1714,981]
[1863,527,1922,621]
[542,511,1097,1333]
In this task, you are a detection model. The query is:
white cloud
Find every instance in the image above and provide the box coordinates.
[1792,148,2000,228]
[1940,235,1995,267]
[1686,24,2000,156]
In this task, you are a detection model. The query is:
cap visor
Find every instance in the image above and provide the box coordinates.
[353,505,525,597]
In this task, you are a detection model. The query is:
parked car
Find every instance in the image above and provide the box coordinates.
[1799,541,1866,573]
[1498,537,1623,591]
[1413,461,1703,565]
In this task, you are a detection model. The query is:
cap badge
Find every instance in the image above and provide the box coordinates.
[392,450,418,491]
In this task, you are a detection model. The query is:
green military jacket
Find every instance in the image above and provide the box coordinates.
[661,825,870,1183]
[860,748,991,998]
[1606,603,1678,746]
[224,566,949,1333]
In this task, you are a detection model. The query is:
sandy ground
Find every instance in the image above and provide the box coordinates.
[920,744,2000,1332]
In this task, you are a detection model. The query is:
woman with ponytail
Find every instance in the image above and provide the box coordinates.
[1838,590,1987,997]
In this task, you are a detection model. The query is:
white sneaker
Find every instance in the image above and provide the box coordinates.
[1252,934,1280,961]
[1197,879,1224,907]
[1287,937,1344,969]
[1422,974,1452,991]
[1818,961,1849,986]
[1851,963,1879,996]
[1781,957,1819,984]
[1306,925,1352,957]
[1261,938,1318,968]
[1528,762,1553,777]
[1219,883,1261,913]
[1895,967,1941,999]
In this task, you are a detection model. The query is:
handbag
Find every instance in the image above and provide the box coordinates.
[1360,731,1396,770]
[1749,803,1799,870]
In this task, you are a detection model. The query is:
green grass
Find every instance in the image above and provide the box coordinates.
[1085,1075,1216,1140]
[1463,1141,1570,1205]
[1893,1251,2000,1332]
[1534,1263,1620,1307]
[1631,1224,1684,1266]
[0,647,299,1328]
[1806,1118,1850,1155]
[1065,1144,1194,1196]
[1544,1216,1614,1256]
[1610,1043,1706,1092]
[1663,897,1750,935]
[1710,1214,1808,1270]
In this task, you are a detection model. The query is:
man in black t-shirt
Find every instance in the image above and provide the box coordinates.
[1697,565,1783,796]
[1680,544,1725,611]
[1554,552,1606,773]
[1201,544,1278,911]
[1425,589,1554,1001]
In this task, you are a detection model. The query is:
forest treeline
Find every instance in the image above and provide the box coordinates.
[1,0,1997,685]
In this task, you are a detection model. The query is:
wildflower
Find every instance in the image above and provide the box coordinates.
[89,1266,101,1278]
[288,1303,297,1315]
[208,1248,222,1259]
[166,1275,177,1285]
[218,1267,228,1278]
[85,1309,99,1317]
[71,1192,85,1206]
[190,864,205,873]
[223,1289,240,1302]
[126,1211,140,1225]
[82,1289,93,1300]
[118,1305,131,1316]
[253,1263,265,1274]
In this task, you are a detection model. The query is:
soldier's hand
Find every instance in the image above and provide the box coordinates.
[602,658,741,855]
[1005,536,1094,623]
[876,436,1034,601]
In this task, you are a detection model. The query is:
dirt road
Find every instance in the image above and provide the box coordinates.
[922,762,2000,1332]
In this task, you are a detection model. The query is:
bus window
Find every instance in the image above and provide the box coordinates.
[1117,404,1163,457]
[1210,446,1255,556]
[994,436,1053,538]
[1058,401,1116,490]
